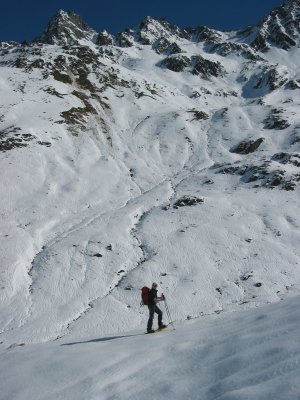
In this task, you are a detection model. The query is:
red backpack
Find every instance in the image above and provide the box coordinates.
[141,287,150,305]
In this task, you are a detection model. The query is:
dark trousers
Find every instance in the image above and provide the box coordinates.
[147,304,163,330]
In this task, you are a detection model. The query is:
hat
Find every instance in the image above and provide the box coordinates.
[152,282,158,288]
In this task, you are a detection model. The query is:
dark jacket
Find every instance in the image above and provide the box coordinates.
[148,288,158,306]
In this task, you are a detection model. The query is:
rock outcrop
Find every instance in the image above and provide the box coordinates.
[36,10,96,45]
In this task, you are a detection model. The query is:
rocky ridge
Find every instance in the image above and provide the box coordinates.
[240,0,300,51]
[1,2,299,190]
[36,10,97,45]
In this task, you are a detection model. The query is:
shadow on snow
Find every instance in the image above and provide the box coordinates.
[61,333,145,346]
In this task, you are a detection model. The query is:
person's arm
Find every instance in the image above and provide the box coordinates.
[155,293,165,303]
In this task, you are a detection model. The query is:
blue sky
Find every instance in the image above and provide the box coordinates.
[1,0,283,42]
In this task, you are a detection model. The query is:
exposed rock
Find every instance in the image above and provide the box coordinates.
[96,31,113,46]
[37,141,52,147]
[52,70,72,84]
[264,109,290,130]
[36,10,96,46]
[138,16,190,46]
[0,41,19,50]
[60,101,97,128]
[241,273,253,280]
[211,41,263,61]
[152,37,171,54]
[165,42,182,55]
[68,46,100,70]
[191,55,225,79]
[272,152,300,167]
[158,18,191,40]
[44,87,65,98]
[241,0,300,52]
[115,31,134,47]
[230,138,264,154]
[217,163,248,176]
[138,17,167,45]
[253,67,289,91]
[203,179,214,185]
[173,196,204,209]
[215,156,300,191]
[28,58,45,69]
[290,130,300,145]
[0,135,32,152]
[190,91,201,98]
[190,26,222,44]
[250,33,270,52]
[283,174,300,191]
[161,54,190,72]
[13,57,27,69]
[187,110,209,121]
[21,40,30,47]
[152,37,183,55]
[0,127,39,152]
[286,80,300,90]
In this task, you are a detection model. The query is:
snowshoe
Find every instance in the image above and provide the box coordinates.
[157,324,168,331]
[146,329,155,334]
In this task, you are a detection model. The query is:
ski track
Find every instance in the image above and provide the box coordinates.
[22,131,214,342]
[42,117,216,341]
[14,179,174,341]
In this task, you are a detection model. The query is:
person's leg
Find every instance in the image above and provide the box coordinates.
[147,305,155,331]
[155,305,163,327]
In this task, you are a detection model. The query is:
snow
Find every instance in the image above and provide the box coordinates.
[1,296,300,400]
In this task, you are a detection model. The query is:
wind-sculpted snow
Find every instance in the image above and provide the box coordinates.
[1,296,300,400]
[0,1,300,357]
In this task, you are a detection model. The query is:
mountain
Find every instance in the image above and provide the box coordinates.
[240,0,300,51]
[0,0,299,352]
[36,9,97,45]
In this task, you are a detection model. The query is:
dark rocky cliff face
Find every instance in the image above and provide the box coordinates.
[32,1,300,54]
[36,10,96,45]
[96,31,113,46]
[240,0,300,51]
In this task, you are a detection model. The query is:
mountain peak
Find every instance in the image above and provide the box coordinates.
[241,0,300,51]
[138,16,190,45]
[284,0,300,7]
[36,10,96,46]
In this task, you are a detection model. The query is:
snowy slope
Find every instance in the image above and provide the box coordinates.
[1,295,300,400]
[0,0,299,356]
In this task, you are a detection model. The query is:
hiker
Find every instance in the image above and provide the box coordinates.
[147,282,167,333]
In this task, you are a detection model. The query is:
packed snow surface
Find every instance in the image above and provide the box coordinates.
[1,296,300,400]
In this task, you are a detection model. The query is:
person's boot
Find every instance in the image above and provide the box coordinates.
[147,329,155,333]
[157,324,167,330]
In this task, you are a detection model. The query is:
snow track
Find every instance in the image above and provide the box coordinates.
[1,180,174,343]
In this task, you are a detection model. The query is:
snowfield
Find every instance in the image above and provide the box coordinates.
[1,296,300,400]
[1,2,300,398]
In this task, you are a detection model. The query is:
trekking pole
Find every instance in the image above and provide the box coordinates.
[163,297,175,330]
